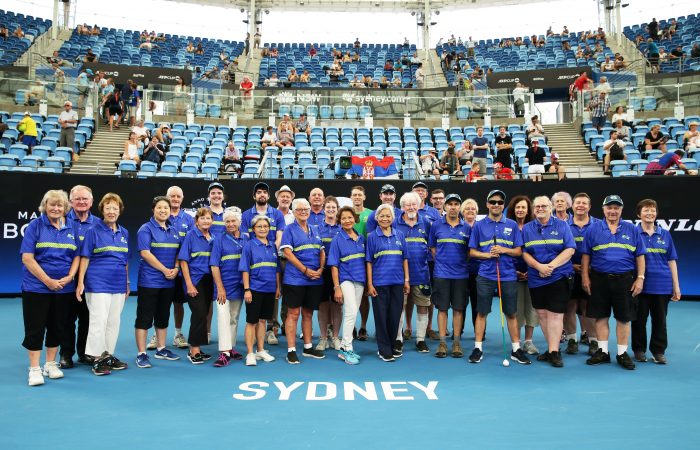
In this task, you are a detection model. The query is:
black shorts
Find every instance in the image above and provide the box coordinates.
[135,286,175,330]
[570,273,590,300]
[283,284,324,310]
[529,276,572,314]
[109,106,123,115]
[432,277,468,312]
[587,270,636,322]
[22,291,72,351]
[321,267,334,302]
[245,291,275,324]
[173,279,187,303]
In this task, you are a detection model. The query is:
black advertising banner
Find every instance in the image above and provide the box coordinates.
[82,63,193,86]
[487,66,593,89]
[2,172,700,296]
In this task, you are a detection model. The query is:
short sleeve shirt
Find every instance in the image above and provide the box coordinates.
[210,232,248,299]
[469,215,523,281]
[280,222,324,286]
[136,218,180,289]
[522,217,576,288]
[429,216,471,280]
[581,220,646,274]
[80,220,130,294]
[327,229,366,284]
[366,227,407,286]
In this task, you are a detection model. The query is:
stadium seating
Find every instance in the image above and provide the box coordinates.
[624,14,700,73]
[0,10,51,65]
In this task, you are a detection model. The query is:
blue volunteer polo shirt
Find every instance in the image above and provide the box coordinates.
[319,221,341,254]
[567,215,599,265]
[308,209,326,227]
[137,218,181,289]
[171,209,195,238]
[366,227,407,286]
[327,229,366,284]
[429,216,470,279]
[582,220,646,274]
[211,232,248,300]
[366,206,402,234]
[418,204,441,224]
[241,204,286,243]
[239,237,279,293]
[208,208,226,237]
[395,214,431,286]
[637,224,678,295]
[177,227,214,288]
[280,222,324,286]
[469,215,523,282]
[20,214,79,294]
[522,217,576,288]
[81,220,130,294]
[66,209,95,244]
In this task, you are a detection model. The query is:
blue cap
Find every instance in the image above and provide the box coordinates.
[444,193,462,204]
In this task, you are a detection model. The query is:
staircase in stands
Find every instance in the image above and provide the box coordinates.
[543,123,602,178]
[69,126,130,175]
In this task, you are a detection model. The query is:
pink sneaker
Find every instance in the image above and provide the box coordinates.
[213,352,231,367]
[230,349,244,361]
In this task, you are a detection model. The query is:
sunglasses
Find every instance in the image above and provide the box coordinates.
[488,200,505,205]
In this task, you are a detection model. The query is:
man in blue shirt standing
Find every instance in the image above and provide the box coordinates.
[366,184,402,234]
[469,190,530,365]
[471,126,490,175]
[241,182,286,248]
[581,195,646,370]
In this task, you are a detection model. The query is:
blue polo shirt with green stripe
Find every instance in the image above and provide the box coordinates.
[469,215,523,282]
[395,214,431,285]
[637,224,677,295]
[137,218,181,289]
[566,215,599,265]
[319,221,341,254]
[211,232,248,299]
[171,209,195,238]
[239,237,280,293]
[241,204,286,243]
[327,229,366,284]
[429,216,470,280]
[582,219,646,274]
[20,214,79,294]
[81,220,130,294]
[522,217,576,288]
[177,227,214,288]
[280,222,324,286]
[209,208,226,237]
[366,227,407,286]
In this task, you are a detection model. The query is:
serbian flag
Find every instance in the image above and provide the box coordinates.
[346,156,399,179]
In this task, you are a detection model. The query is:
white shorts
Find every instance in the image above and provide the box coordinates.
[528,164,545,175]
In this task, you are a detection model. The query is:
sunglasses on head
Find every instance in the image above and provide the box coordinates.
[488,200,505,205]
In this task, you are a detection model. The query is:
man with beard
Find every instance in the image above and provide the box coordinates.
[241,182,285,248]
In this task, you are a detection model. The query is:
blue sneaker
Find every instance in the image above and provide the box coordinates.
[338,348,360,365]
[154,348,180,361]
[136,353,152,368]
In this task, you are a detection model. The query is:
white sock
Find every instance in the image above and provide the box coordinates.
[565,333,576,341]
[303,343,312,349]
[138,352,147,356]
[617,344,628,355]
[175,328,182,335]
[512,342,520,352]
[525,339,532,344]
[590,337,598,343]
[416,313,428,342]
[475,341,483,350]
[599,340,609,353]
[287,347,295,353]
[156,346,165,352]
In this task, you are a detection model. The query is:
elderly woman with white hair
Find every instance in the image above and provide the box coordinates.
[21,190,80,386]
[210,207,248,367]
[551,191,572,222]
[366,203,410,362]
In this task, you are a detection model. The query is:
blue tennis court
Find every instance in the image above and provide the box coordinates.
[1,297,699,449]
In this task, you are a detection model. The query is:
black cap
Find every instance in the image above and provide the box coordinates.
[412,181,428,190]
[487,190,506,201]
[253,182,270,193]
[208,181,224,192]
[380,184,396,193]
[602,194,624,206]
[445,193,462,204]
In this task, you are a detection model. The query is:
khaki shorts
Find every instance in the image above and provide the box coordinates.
[409,285,431,307]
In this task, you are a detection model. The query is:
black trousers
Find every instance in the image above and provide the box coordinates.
[23,291,72,351]
[372,285,404,357]
[60,293,89,359]
[631,293,670,355]
[187,275,213,347]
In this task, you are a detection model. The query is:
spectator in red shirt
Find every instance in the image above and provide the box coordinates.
[493,162,514,180]
[465,161,486,182]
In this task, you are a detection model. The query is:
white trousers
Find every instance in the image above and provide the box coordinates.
[85,293,126,357]
[217,300,242,352]
[340,281,364,350]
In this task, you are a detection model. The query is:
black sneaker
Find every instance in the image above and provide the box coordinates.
[286,351,300,364]
[549,351,564,368]
[588,340,599,356]
[565,339,579,355]
[200,352,212,361]
[586,349,611,365]
[394,339,403,353]
[302,348,326,359]
[468,347,483,363]
[78,355,94,365]
[616,352,636,370]
[91,359,111,376]
[634,351,648,362]
[510,348,532,365]
[580,331,590,346]
[187,352,205,365]
[59,356,74,369]
[392,348,403,358]
[378,352,395,362]
[107,355,128,370]
[651,353,667,364]
[416,340,430,353]
[536,351,551,362]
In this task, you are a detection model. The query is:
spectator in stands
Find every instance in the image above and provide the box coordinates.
[683,122,700,153]
[600,56,615,72]
[603,130,627,174]
[104,91,123,132]
[614,119,630,141]
[495,126,514,169]
[47,51,67,69]
[239,76,254,105]
[142,137,165,165]
[13,25,24,39]
[669,45,685,61]
[18,112,38,152]
[270,47,279,58]
[299,70,310,83]
[224,141,242,170]
[512,82,528,117]
[308,45,317,57]
[288,69,299,83]
[186,41,195,53]
[127,82,140,127]
[494,162,514,180]
[384,59,394,71]
[646,38,660,73]
[83,48,97,64]
[379,76,389,89]
[59,101,78,158]
[391,75,402,88]
[526,115,547,144]
[589,92,611,133]
[195,42,204,55]
[201,67,219,80]
[420,149,440,176]
[53,68,66,100]
[456,140,473,166]
[123,132,141,166]
[278,123,295,147]
[572,71,593,99]
[132,119,149,143]
[264,72,280,87]
[139,39,157,51]
[594,76,612,95]
[415,63,425,89]
[644,150,689,176]
[342,52,352,63]
[440,143,462,176]
[261,126,280,150]
[294,113,310,137]
[410,52,421,67]
[691,44,700,59]
[277,114,292,135]
[644,124,668,154]
[254,29,261,49]
[562,25,569,35]
[545,152,566,180]
[471,127,490,175]
[363,75,373,87]
[612,106,629,126]
[173,76,189,116]
[26,81,45,106]
[658,47,669,63]
[525,139,546,182]
[465,161,485,182]
[0,25,8,40]
[153,125,172,149]
[648,18,659,40]
[0,117,8,137]
[350,75,364,88]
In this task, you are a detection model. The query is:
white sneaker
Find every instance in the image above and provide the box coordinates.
[315,338,328,351]
[146,334,158,350]
[28,367,44,386]
[266,330,279,345]
[43,361,64,379]
[255,349,276,362]
[173,333,189,348]
[523,341,540,355]
[332,337,342,351]
[245,353,257,366]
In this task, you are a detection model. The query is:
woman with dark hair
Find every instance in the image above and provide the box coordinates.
[105,90,123,131]
[507,195,539,356]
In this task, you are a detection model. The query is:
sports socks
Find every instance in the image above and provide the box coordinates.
[416,313,428,342]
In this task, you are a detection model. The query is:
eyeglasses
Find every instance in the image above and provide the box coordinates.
[534,205,549,209]
[295,208,310,212]
[488,200,505,205]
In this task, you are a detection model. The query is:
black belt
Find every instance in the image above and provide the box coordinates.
[593,270,634,279]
